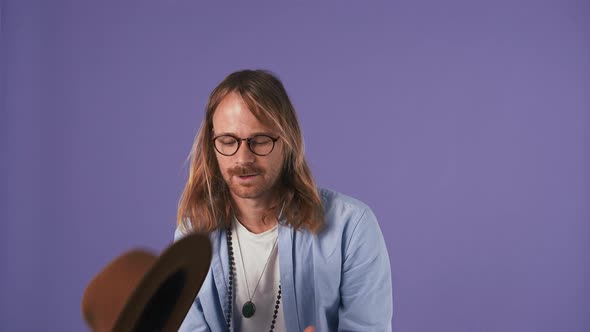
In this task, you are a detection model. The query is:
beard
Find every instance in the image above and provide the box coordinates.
[227,179,273,199]
[223,164,281,200]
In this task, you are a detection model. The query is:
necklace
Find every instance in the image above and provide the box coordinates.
[234,220,278,318]
[226,226,282,331]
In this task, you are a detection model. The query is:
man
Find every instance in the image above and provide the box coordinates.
[175,70,392,331]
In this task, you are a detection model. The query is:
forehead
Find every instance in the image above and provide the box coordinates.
[212,93,276,135]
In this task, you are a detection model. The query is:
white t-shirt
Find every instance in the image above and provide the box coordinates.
[231,218,286,331]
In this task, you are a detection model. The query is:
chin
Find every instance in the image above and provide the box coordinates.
[229,186,265,199]
[228,181,279,200]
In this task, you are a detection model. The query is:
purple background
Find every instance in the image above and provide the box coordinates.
[2,1,589,331]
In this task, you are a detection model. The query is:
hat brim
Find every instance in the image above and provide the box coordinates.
[111,233,212,332]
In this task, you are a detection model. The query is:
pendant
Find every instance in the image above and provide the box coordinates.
[242,301,256,318]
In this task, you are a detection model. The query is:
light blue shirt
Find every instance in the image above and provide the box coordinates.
[175,188,392,331]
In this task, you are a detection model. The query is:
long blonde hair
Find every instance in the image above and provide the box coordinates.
[177,70,324,233]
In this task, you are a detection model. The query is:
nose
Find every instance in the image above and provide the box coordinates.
[234,140,255,164]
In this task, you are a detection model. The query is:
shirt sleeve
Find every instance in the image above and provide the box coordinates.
[174,227,212,332]
[178,297,211,332]
[338,208,393,331]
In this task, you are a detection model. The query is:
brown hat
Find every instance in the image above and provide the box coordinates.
[81,233,211,332]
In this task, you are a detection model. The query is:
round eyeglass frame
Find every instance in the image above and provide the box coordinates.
[212,134,280,156]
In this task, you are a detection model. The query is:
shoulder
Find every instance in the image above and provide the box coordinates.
[296,188,386,267]
[174,224,221,245]
[319,187,370,209]
[319,187,374,227]
[315,187,381,245]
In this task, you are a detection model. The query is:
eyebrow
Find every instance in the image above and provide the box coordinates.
[213,131,277,137]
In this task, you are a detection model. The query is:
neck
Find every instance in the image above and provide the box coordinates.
[231,193,281,234]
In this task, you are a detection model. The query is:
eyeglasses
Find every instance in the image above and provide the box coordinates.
[212,134,280,156]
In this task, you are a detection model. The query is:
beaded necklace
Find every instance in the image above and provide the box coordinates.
[225,226,282,332]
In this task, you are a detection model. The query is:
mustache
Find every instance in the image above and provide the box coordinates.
[228,165,263,176]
